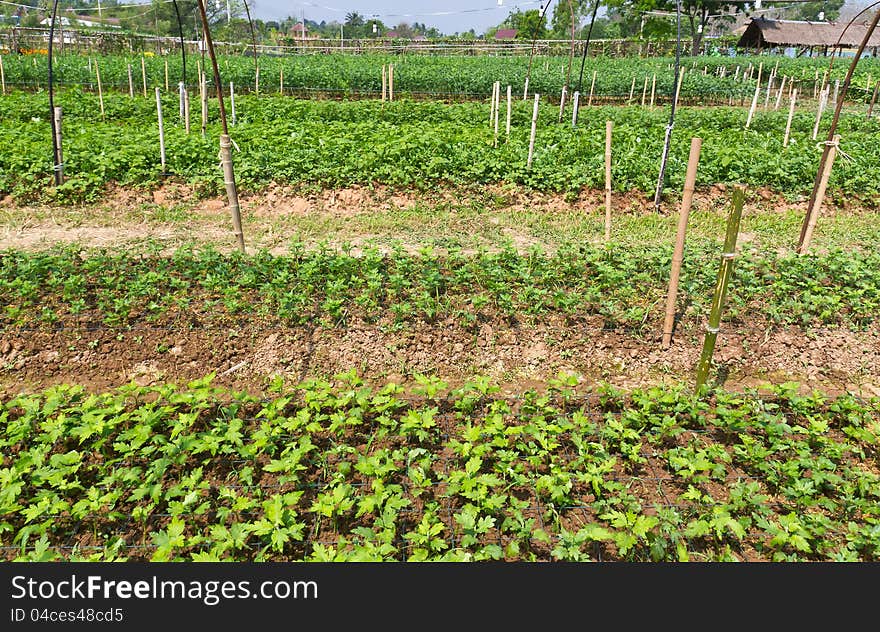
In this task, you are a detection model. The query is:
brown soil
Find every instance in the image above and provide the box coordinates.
[2,314,878,399]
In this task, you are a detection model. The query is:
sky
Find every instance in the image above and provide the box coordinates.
[248,0,549,35]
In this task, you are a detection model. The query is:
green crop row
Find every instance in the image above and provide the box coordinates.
[2,52,877,101]
[2,243,879,330]
[2,375,878,561]
[1,91,879,202]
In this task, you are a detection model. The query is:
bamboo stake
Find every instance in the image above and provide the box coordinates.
[674,68,684,109]
[812,87,828,140]
[774,75,787,111]
[628,76,635,102]
[179,82,185,122]
[201,71,208,137]
[0,55,4,95]
[745,82,760,129]
[641,75,648,107]
[493,82,500,147]
[523,77,529,101]
[230,81,236,126]
[489,81,496,126]
[382,64,386,102]
[797,135,839,254]
[141,56,147,98]
[763,75,773,109]
[558,85,567,123]
[784,89,797,147]
[571,91,580,127]
[506,85,512,138]
[128,63,134,97]
[280,67,284,94]
[587,70,596,106]
[527,93,539,169]
[184,89,191,134]
[695,185,745,391]
[662,137,702,349]
[650,73,656,108]
[155,88,166,173]
[95,59,105,121]
[868,83,879,119]
[52,106,63,183]
[604,120,612,242]
[389,63,394,102]
[165,58,169,92]
[255,65,259,95]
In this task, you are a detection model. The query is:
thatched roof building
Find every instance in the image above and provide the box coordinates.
[738,17,880,52]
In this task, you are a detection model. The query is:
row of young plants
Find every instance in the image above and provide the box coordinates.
[1,373,878,561]
[2,52,877,101]
[2,243,879,331]
[1,91,879,202]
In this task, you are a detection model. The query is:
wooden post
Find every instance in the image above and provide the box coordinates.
[558,85,567,123]
[184,88,191,134]
[523,77,529,101]
[641,75,648,107]
[219,134,245,251]
[745,81,760,129]
[389,63,394,102]
[604,120,612,242]
[179,81,185,122]
[141,56,147,98]
[868,82,879,119]
[95,59,105,121]
[662,137,701,349]
[506,85,512,138]
[493,82,500,147]
[812,87,828,140]
[255,65,260,95]
[784,89,797,147]
[588,70,596,106]
[571,91,580,127]
[695,185,745,391]
[280,67,284,94]
[490,81,496,126]
[650,73,656,108]
[128,63,134,97]
[230,81,236,126]
[382,64,387,102]
[52,106,64,183]
[764,74,773,109]
[200,71,208,137]
[155,88,166,173]
[165,59,169,92]
[774,75,786,110]
[0,55,5,95]
[527,93,539,169]
[674,68,685,109]
[797,135,839,254]
[628,76,635,103]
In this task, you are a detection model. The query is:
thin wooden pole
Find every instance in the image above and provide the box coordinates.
[628,76,635,103]
[506,85,512,138]
[382,64,386,102]
[798,135,839,254]
[571,91,580,127]
[184,88,190,134]
[490,81,496,126]
[141,56,147,98]
[774,75,787,110]
[164,58,169,92]
[558,85,567,123]
[279,67,284,94]
[179,81,185,121]
[641,75,648,106]
[662,137,702,349]
[230,81,236,126]
[389,63,394,102]
[784,88,797,147]
[493,81,500,147]
[155,87,166,173]
[95,59,105,121]
[604,120,612,241]
[650,73,656,107]
[527,93,539,169]
[745,81,760,128]
[200,71,207,137]
[52,106,64,183]
[0,55,5,95]
[868,82,879,118]
[523,76,529,101]
[588,70,596,106]
[812,87,828,140]
[695,185,745,391]
[128,63,134,97]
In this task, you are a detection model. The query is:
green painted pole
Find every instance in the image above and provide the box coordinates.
[695,185,745,392]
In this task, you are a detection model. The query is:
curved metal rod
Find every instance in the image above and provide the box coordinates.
[171,0,187,87]
[241,0,259,90]
[524,1,555,95]
[652,0,683,212]
[576,0,600,93]
[47,0,61,186]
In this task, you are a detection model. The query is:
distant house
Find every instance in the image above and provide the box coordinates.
[494,28,518,40]
[737,17,880,54]
[289,23,317,39]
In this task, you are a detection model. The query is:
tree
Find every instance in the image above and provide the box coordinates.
[502,8,549,39]
[786,0,844,22]
[551,0,590,39]
[607,0,738,54]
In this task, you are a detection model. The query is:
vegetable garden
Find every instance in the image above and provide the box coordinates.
[1,44,879,562]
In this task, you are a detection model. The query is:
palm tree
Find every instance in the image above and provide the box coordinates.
[345,12,364,27]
